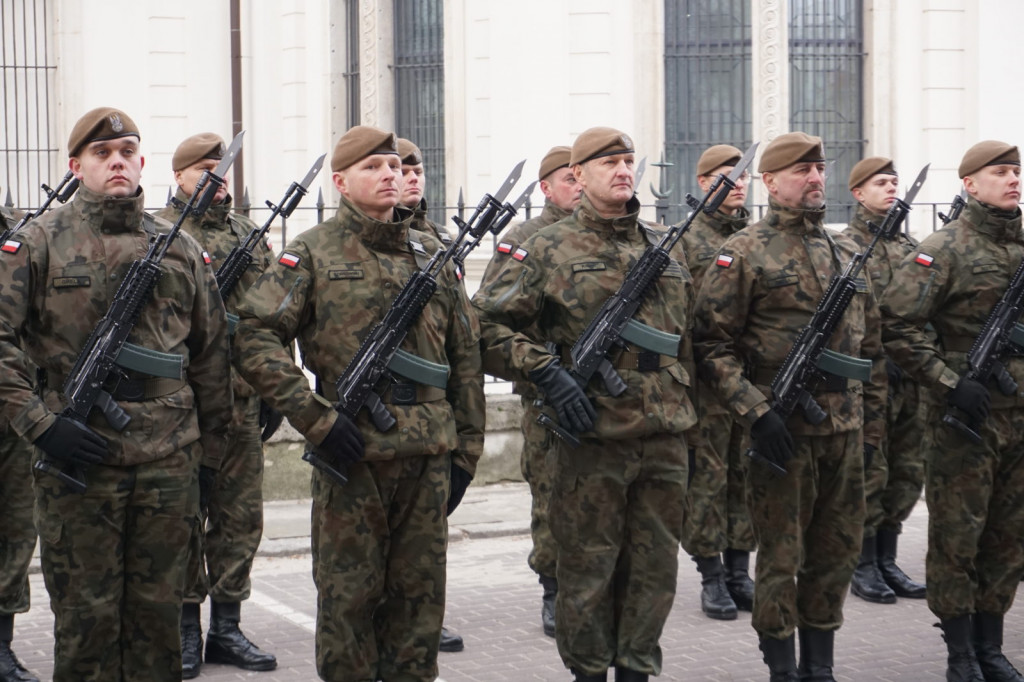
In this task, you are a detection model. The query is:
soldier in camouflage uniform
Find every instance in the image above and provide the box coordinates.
[476,144,581,639]
[880,140,1024,682]
[155,133,278,678]
[234,126,484,682]
[0,199,40,682]
[0,107,232,681]
[397,135,465,654]
[474,127,697,682]
[842,157,927,606]
[694,132,886,681]
[679,144,756,622]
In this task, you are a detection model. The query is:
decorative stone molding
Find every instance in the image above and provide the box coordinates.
[359,0,378,126]
[752,0,787,203]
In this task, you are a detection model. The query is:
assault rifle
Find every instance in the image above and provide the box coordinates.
[1,171,80,242]
[303,160,527,485]
[747,163,929,475]
[34,132,245,492]
[942,255,1024,443]
[215,153,325,299]
[938,189,967,225]
[536,142,759,448]
[451,175,536,274]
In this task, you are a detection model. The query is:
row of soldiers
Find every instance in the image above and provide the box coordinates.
[0,104,1021,682]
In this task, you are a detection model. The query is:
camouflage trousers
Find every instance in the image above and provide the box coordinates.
[550,431,688,676]
[681,388,755,557]
[0,427,36,616]
[311,452,449,682]
[520,397,557,578]
[185,395,264,603]
[33,441,199,682]
[864,379,926,536]
[748,430,864,639]
[925,407,1024,620]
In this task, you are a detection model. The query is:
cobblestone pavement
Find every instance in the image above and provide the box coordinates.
[11,487,1024,681]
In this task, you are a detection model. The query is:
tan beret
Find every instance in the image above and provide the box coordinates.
[958,140,1020,178]
[331,125,398,172]
[538,146,572,181]
[397,138,423,165]
[697,144,743,176]
[570,127,635,166]
[758,132,825,173]
[67,107,140,157]
[172,133,226,172]
[848,156,897,191]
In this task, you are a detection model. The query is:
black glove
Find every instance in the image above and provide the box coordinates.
[864,443,876,470]
[529,359,597,433]
[259,400,284,442]
[34,415,108,466]
[885,358,903,388]
[750,410,795,469]
[447,462,473,517]
[198,465,217,514]
[947,376,991,424]
[316,413,365,467]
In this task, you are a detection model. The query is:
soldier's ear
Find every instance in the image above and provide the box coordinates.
[963,175,977,197]
[333,171,346,196]
[69,157,83,179]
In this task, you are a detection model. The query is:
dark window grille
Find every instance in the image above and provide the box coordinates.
[789,0,865,224]
[394,0,446,225]
[663,0,752,224]
[1,0,57,210]
[344,0,360,126]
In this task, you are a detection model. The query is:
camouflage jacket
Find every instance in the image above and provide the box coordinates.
[694,198,887,445]
[842,203,918,298]
[409,198,452,245]
[233,195,485,473]
[477,199,572,400]
[0,185,232,467]
[880,197,1024,409]
[680,206,750,292]
[472,193,698,441]
[0,204,24,230]
[156,190,273,399]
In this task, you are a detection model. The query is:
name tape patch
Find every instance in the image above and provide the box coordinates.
[53,276,91,289]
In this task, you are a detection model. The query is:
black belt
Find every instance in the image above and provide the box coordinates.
[46,371,186,403]
[753,367,848,393]
[556,346,673,372]
[317,380,446,405]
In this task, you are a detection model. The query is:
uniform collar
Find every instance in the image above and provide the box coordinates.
[575,193,643,239]
[169,188,233,229]
[540,200,572,224]
[961,196,1024,242]
[337,195,414,251]
[75,183,146,234]
[699,205,750,237]
[764,197,827,236]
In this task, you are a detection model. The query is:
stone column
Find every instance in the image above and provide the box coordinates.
[751,0,788,205]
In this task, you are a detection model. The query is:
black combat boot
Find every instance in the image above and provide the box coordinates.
[797,628,836,681]
[0,615,39,682]
[694,555,738,620]
[614,667,649,681]
[723,548,755,611]
[759,634,799,682]
[439,625,465,652]
[939,615,984,682]
[973,612,1024,681]
[540,574,557,638]
[180,602,203,680]
[849,534,896,604]
[571,669,608,682]
[205,601,278,671]
[876,526,926,598]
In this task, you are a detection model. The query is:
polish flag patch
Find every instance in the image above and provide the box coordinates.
[455,264,465,281]
[265,239,273,252]
[716,254,734,268]
[201,251,212,264]
[914,253,934,267]
[278,252,301,268]
[512,247,528,262]
[496,242,514,254]
[0,240,21,254]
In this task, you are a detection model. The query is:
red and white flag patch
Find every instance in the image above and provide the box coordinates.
[716,254,734,268]
[914,253,934,267]
[512,247,528,262]
[202,251,212,264]
[0,240,21,254]
[278,252,301,268]
[265,239,273,252]
[496,242,514,254]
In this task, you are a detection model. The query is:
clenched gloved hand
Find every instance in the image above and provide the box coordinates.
[447,462,473,517]
[259,400,284,442]
[198,465,217,514]
[863,443,876,470]
[529,359,596,434]
[947,376,990,425]
[750,410,794,470]
[316,412,365,467]
[34,415,108,467]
